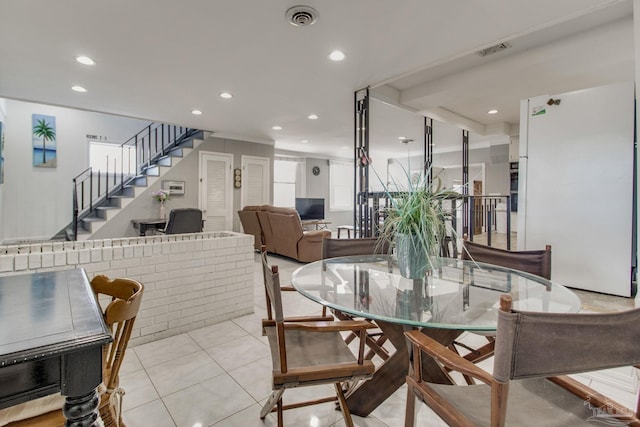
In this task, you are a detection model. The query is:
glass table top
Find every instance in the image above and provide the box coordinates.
[291,255,582,331]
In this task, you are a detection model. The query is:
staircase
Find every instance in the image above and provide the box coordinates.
[61,124,206,241]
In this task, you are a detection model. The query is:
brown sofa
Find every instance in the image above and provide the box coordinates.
[238,205,330,262]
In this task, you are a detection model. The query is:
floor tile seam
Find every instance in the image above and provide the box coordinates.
[201,331,271,361]
[121,398,177,427]
[128,346,229,406]
[158,397,180,427]
[145,354,231,399]
[188,330,254,353]
[135,345,205,370]
[201,375,263,427]
[210,403,275,427]
[205,349,271,374]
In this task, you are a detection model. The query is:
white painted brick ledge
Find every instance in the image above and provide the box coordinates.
[0,232,255,347]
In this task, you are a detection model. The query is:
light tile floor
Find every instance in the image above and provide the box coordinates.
[120,250,639,427]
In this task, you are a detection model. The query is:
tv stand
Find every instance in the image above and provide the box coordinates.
[301,219,332,230]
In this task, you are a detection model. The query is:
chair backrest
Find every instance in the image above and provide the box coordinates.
[90,275,144,390]
[164,208,204,234]
[261,247,284,323]
[493,294,640,383]
[322,237,389,259]
[260,247,290,374]
[461,240,551,279]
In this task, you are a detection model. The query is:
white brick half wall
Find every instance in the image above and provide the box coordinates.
[0,232,255,347]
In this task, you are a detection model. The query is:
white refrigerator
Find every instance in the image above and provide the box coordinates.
[518,81,635,297]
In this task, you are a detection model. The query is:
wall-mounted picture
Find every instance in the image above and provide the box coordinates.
[32,114,57,168]
[0,121,4,183]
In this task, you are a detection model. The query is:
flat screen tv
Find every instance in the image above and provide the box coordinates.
[295,198,325,221]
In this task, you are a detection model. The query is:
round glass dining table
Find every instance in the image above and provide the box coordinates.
[291,254,582,416]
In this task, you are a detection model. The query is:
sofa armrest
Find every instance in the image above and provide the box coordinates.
[297,230,331,262]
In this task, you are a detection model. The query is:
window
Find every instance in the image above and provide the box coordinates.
[273,156,305,207]
[329,160,354,211]
[89,141,136,175]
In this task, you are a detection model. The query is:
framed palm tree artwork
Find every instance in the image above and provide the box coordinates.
[32,114,56,168]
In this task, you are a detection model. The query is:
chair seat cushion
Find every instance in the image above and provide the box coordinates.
[265,326,374,387]
[428,377,601,426]
[0,393,65,426]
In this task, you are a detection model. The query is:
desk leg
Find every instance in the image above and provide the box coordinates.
[61,347,102,427]
[344,321,464,417]
[63,390,100,426]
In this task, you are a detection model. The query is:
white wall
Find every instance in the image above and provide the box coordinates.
[634,0,640,296]
[1,99,150,242]
[0,99,6,243]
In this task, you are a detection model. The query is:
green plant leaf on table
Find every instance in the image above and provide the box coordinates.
[368,157,462,276]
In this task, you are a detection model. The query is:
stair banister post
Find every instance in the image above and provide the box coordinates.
[89,168,94,213]
[135,135,140,176]
[72,179,78,241]
[146,125,152,170]
[161,124,165,156]
[105,157,109,201]
[120,144,124,191]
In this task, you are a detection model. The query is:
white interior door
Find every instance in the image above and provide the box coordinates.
[241,155,270,209]
[199,152,233,231]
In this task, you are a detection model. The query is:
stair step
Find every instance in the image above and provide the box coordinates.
[168,147,184,157]
[111,187,135,198]
[129,176,148,186]
[156,156,173,167]
[144,166,160,176]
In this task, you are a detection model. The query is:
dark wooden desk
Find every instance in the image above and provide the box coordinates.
[0,269,112,426]
[131,218,166,236]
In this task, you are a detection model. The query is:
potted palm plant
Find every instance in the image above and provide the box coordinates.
[376,167,459,279]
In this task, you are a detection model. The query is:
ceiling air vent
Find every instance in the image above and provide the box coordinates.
[477,42,512,57]
[286,5,319,27]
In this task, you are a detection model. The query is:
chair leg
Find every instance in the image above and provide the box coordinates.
[335,383,355,427]
[277,396,284,427]
[405,384,417,427]
[260,389,284,419]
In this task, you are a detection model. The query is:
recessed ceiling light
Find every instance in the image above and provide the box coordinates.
[340,145,349,149]
[76,56,95,66]
[191,109,202,115]
[488,109,498,115]
[307,114,318,120]
[301,139,309,143]
[329,50,345,61]
[220,92,233,99]
[71,85,87,92]
[272,125,282,130]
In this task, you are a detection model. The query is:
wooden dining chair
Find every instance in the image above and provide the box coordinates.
[405,294,640,427]
[453,239,552,368]
[2,275,143,427]
[259,248,375,427]
[461,239,552,279]
[322,237,391,361]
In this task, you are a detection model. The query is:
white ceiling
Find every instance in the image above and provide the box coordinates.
[0,0,634,158]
